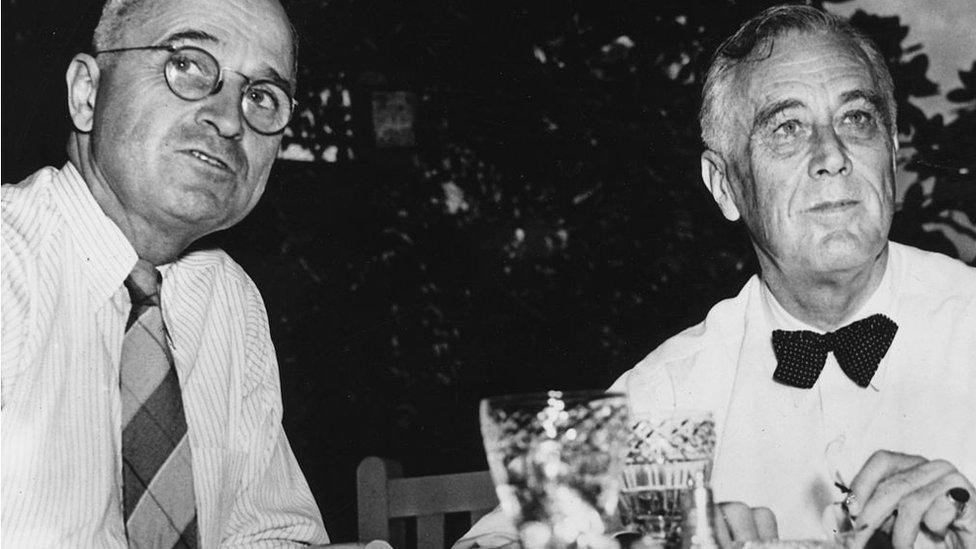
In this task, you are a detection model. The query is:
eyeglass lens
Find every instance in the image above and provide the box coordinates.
[163,47,292,133]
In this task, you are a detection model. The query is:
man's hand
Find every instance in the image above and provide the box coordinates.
[846,450,975,548]
[714,502,779,548]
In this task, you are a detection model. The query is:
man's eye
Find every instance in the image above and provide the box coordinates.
[170,55,205,76]
[246,87,279,111]
[773,120,802,137]
[843,110,873,126]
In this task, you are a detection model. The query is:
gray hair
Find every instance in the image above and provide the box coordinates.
[699,4,896,155]
[92,0,148,52]
[91,0,300,84]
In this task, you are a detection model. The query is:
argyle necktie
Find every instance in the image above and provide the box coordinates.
[120,260,198,548]
[771,313,898,389]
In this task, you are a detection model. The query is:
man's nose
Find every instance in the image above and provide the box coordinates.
[808,124,851,179]
[195,78,245,140]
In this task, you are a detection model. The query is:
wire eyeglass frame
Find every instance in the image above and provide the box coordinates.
[94,44,296,135]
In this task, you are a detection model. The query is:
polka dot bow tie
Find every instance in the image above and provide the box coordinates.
[771,314,898,389]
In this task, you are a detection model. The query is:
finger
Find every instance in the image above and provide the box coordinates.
[752,507,778,541]
[852,459,954,547]
[890,472,966,547]
[714,504,734,549]
[855,458,952,526]
[923,484,976,539]
[878,512,896,535]
[847,450,927,518]
[719,501,760,542]
[948,488,976,549]
[920,481,974,539]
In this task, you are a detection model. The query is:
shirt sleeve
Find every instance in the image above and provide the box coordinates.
[452,507,518,549]
[616,359,680,415]
[219,278,330,547]
[1,204,34,409]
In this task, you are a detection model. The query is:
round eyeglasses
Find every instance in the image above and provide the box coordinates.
[95,44,296,135]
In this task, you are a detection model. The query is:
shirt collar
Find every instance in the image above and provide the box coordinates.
[55,162,138,303]
[759,247,898,387]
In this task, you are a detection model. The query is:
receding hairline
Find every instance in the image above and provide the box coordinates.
[92,0,299,83]
[699,5,897,157]
[737,30,887,131]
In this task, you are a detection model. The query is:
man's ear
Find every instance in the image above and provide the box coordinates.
[66,53,100,133]
[700,149,741,221]
[891,132,899,171]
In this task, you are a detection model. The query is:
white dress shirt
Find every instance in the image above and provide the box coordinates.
[456,242,976,546]
[610,242,976,540]
[2,164,330,547]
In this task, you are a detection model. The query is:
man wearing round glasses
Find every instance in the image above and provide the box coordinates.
[2,0,330,546]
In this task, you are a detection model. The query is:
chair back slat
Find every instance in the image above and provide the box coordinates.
[357,456,499,548]
[417,514,446,548]
[387,470,496,517]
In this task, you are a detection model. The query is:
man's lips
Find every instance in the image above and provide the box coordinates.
[806,199,859,213]
[182,148,234,173]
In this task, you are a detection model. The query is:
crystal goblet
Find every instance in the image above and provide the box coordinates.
[480,390,631,549]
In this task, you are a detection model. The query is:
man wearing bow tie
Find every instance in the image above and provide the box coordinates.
[609,5,976,547]
[455,5,973,549]
[456,5,974,549]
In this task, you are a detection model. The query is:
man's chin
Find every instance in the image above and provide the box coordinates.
[809,241,886,276]
[159,197,230,238]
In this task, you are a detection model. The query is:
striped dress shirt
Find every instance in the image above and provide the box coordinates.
[2,164,330,548]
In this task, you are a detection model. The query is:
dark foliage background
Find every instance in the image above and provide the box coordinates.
[4,0,974,542]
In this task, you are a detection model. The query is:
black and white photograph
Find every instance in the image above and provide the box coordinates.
[3,0,975,547]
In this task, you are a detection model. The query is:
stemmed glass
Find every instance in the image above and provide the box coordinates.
[480,390,631,549]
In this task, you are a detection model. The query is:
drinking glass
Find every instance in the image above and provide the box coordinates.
[480,390,631,549]
[618,410,717,547]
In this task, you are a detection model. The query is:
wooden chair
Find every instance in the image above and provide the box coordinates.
[357,456,498,548]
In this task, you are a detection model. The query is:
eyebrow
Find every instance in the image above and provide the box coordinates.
[749,88,886,135]
[751,99,803,135]
[839,89,884,112]
[162,30,219,45]
[258,67,293,94]
[162,29,294,94]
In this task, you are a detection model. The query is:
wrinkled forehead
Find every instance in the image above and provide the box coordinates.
[757,33,873,91]
[122,0,295,84]
[728,31,878,128]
